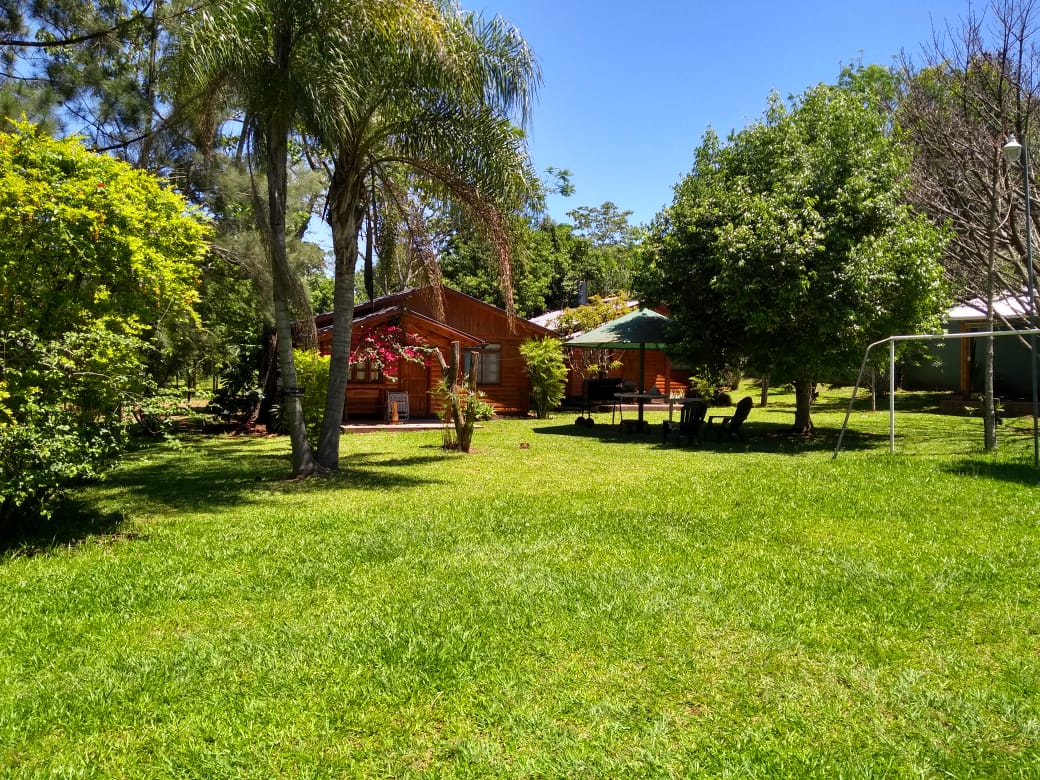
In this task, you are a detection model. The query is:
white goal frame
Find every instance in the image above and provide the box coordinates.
[832,329,1040,459]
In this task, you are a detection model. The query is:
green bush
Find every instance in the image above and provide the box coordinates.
[0,326,145,530]
[293,349,330,441]
[519,337,568,419]
[0,401,124,529]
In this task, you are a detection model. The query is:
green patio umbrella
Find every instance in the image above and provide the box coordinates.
[564,308,672,393]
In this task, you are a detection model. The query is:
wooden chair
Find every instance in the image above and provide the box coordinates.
[707,395,753,442]
[385,391,409,421]
[663,399,707,445]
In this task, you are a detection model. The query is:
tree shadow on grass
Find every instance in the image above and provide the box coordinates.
[533,420,891,455]
[943,458,1040,486]
[104,439,451,513]
[270,453,451,495]
[0,497,129,557]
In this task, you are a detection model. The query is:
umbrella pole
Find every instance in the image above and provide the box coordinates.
[638,344,647,427]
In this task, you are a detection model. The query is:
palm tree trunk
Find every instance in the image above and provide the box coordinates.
[316,153,365,469]
[266,115,319,476]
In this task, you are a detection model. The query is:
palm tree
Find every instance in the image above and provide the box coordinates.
[179,0,539,472]
[307,6,541,469]
[179,0,335,475]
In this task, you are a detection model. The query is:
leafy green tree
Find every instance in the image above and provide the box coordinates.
[566,201,642,296]
[439,214,564,316]
[0,121,208,342]
[641,74,949,433]
[0,124,210,528]
[442,215,620,316]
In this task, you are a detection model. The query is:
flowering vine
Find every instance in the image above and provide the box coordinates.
[349,325,433,381]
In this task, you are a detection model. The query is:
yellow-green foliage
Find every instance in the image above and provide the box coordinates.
[555,294,634,337]
[519,337,568,418]
[0,121,212,340]
[292,349,330,441]
[0,123,212,526]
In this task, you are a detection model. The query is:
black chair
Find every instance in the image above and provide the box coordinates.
[663,399,707,445]
[707,395,753,442]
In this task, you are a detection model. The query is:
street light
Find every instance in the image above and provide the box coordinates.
[1002,133,1040,466]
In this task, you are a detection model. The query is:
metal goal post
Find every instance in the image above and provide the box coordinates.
[832,328,1040,460]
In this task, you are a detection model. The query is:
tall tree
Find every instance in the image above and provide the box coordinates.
[181,1,539,472]
[641,71,949,433]
[0,121,208,341]
[566,201,642,295]
[899,0,1040,449]
[180,0,327,475]
[0,121,211,525]
[1,1,201,171]
[307,4,540,469]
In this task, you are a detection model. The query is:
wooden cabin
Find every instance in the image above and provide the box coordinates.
[314,286,558,420]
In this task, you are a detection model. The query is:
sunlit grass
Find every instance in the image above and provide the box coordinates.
[1,386,1038,776]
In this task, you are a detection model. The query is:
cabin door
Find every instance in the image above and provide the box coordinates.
[400,366,430,418]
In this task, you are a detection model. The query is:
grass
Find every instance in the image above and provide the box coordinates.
[1,386,1039,777]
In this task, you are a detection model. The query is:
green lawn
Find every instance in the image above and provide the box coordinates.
[2,388,1039,777]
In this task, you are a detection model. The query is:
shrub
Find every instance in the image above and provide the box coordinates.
[0,401,124,530]
[519,338,568,419]
[0,326,145,530]
[206,343,265,426]
[293,349,331,441]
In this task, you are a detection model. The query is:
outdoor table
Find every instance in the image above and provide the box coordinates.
[615,391,655,432]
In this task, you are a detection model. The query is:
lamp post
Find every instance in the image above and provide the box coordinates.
[1003,133,1040,466]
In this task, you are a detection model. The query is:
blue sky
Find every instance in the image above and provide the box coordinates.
[476,0,971,227]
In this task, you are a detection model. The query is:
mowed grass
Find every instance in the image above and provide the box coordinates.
[2,387,1039,777]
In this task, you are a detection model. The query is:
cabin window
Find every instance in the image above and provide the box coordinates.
[350,359,383,384]
[468,344,501,385]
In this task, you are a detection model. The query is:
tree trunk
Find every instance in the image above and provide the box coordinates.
[983,143,1001,451]
[256,325,278,426]
[984,332,998,449]
[316,151,364,469]
[792,378,815,435]
[758,374,769,407]
[363,200,376,302]
[263,93,318,475]
[435,342,479,452]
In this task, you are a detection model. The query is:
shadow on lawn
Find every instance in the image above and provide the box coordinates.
[1,443,453,556]
[274,453,451,494]
[533,419,889,455]
[93,437,452,514]
[944,457,1040,486]
[0,498,128,557]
